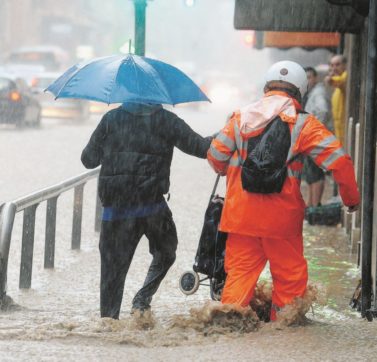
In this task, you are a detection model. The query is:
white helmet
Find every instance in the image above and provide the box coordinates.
[265,61,308,97]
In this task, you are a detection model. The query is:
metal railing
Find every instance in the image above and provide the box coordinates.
[0,168,101,306]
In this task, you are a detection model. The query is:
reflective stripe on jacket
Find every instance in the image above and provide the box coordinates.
[207,97,359,238]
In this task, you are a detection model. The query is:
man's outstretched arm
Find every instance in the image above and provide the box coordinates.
[168,115,212,159]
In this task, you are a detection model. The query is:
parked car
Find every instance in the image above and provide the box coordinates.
[6,46,69,71]
[31,72,89,121]
[1,64,46,86]
[0,73,41,127]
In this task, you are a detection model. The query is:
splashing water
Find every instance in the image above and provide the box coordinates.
[275,284,319,327]
[249,281,273,322]
[170,301,260,335]
[129,309,157,330]
[0,295,21,312]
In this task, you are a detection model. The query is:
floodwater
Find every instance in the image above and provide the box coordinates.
[1,107,377,361]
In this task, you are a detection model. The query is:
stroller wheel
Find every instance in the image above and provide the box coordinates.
[210,278,223,301]
[179,271,200,295]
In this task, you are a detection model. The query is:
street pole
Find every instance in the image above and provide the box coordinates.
[361,0,377,320]
[133,0,147,56]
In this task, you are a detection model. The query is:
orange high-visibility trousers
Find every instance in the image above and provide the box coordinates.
[221,233,308,313]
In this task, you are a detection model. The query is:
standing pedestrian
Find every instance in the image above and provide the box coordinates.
[302,66,331,207]
[81,102,212,319]
[207,61,359,320]
[325,55,347,145]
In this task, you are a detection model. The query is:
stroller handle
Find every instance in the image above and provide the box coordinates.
[210,174,221,201]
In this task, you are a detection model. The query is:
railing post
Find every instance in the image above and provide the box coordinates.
[19,204,38,289]
[44,197,58,268]
[351,123,361,255]
[346,117,354,155]
[0,203,17,305]
[72,184,84,250]
[345,117,354,234]
[94,187,102,233]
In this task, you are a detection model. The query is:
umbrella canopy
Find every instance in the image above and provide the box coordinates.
[46,54,210,105]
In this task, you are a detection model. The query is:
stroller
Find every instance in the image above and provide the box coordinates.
[179,175,227,301]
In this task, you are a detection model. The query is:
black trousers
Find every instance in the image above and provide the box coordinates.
[99,206,177,319]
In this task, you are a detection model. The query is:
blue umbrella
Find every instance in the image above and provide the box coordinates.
[46,54,210,105]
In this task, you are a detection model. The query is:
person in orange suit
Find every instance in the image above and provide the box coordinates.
[207,61,360,320]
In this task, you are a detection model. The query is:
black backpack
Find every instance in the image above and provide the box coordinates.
[238,115,292,194]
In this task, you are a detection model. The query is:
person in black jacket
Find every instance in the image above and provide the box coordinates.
[81,102,211,319]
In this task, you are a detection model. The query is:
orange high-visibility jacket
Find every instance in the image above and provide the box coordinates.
[207,94,360,238]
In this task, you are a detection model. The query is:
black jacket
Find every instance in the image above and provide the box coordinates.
[81,104,211,207]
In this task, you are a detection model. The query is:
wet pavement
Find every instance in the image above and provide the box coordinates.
[1,108,377,361]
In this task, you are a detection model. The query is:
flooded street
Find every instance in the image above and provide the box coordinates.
[1,108,377,361]
[0,0,376,360]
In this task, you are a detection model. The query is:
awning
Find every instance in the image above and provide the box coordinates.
[234,0,366,34]
[262,32,341,49]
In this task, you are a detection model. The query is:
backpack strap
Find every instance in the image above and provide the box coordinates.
[234,112,310,167]
[286,113,310,163]
[232,117,276,166]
